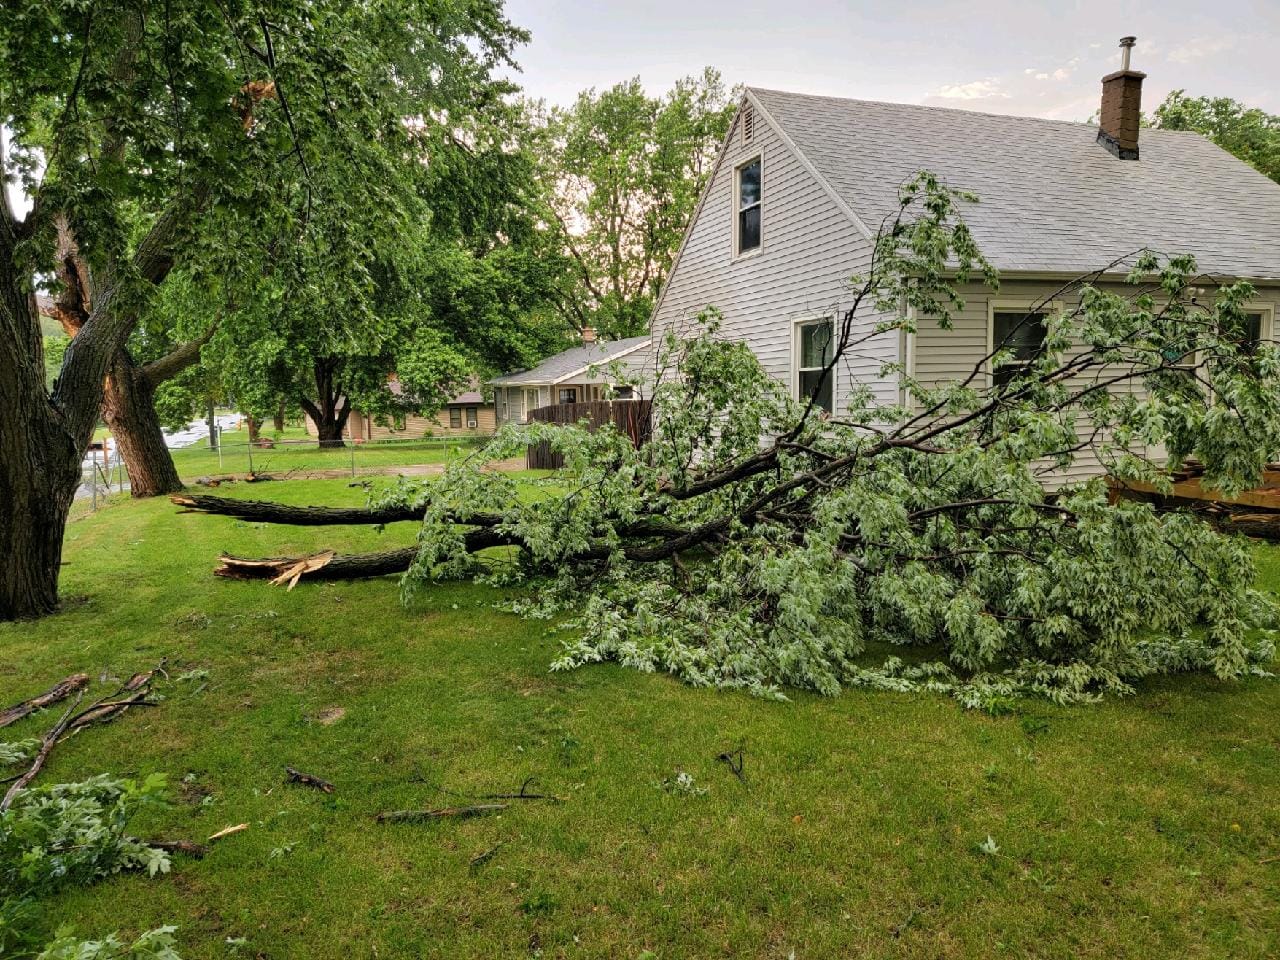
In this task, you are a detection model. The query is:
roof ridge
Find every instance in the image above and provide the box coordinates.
[746,85,1208,136]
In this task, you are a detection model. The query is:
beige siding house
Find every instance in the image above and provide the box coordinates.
[650,46,1280,482]
[303,387,495,442]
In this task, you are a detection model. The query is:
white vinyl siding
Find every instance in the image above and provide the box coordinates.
[651,96,896,415]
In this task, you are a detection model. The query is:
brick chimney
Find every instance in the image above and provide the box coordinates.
[581,326,597,344]
[1097,37,1145,160]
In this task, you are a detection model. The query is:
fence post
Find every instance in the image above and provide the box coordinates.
[350,441,356,478]
[246,431,254,476]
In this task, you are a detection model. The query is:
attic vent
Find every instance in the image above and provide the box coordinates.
[741,104,755,145]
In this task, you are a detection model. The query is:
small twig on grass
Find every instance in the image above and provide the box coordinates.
[469,841,505,870]
[0,673,90,728]
[376,804,508,824]
[285,766,335,793]
[1,691,85,812]
[208,823,249,842]
[480,776,565,802]
[716,746,746,783]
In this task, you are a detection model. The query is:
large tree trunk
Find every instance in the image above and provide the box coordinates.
[101,352,184,497]
[51,215,212,499]
[273,397,287,433]
[299,358,351,448]
[0,323,81,619]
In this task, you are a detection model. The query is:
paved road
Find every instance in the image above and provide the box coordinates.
[77,413,241,500]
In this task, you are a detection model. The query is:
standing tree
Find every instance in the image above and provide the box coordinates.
[0,0,527,619]
[218,99,570,448]
[534,69,736,339]
[1152,90,1280,183]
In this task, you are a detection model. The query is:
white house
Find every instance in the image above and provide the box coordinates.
[649,39,1280,481]
[490,333,651,425]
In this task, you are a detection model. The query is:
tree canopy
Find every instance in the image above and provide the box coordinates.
[533,69,737,339]
[1152,90,1280,183]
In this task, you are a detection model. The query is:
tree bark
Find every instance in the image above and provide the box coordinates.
[246,415,261,443]
[51,220,211,499]
[273,397,287,432]
[101,351,184,497]
[299,358,351,448]
[205,397,219,449]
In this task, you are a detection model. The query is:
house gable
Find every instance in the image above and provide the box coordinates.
[650,93,898,408]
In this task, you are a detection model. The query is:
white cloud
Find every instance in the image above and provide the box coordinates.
[1166,36,1234,64]
[934,78,1008,100]
[1035,72,1050,80]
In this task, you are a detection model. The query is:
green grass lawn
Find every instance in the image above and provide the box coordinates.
[4,479,1279,959]
[162,425,489,480]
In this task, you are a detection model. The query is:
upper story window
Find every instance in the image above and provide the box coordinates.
[796,318,834,414]
[991,309,1047,387]
[736,157,761,256]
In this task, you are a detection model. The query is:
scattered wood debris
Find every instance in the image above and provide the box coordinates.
[376,804,508,824]
[144,838,208,859]
[0,673,90,728]
[208,823,249,842]
[1,692,85,811]
[285,766,335,793]
[469,841,505,870]
[1111,462,1280,541]
[480,777,565,803]
[0,663,168,811]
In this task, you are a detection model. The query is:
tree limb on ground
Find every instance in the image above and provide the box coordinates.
[0,673,90,728]
[376,804,507,823]
[1,691,84,811]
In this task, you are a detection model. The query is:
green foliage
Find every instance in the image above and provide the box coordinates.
[1,775,172,956]
[35,926,181,960]
[532,69,737,339]
[394,174,1280,706]
[1153,90,1280,183]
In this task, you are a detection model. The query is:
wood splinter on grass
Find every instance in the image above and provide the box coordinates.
[376,804,508,824]
[208,823,249,842]
[285,766,335,793]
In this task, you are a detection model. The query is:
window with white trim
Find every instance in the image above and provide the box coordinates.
[991,309,1047,387]
[1226,309,1269,355]
[558,387,578,404]
[795,318,834,414]
[735,157,761,255]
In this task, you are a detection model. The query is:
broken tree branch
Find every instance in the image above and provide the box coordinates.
[285,766,335,793]
[0,673,90,728]
[1,691,85,811]
[375,804,508,824]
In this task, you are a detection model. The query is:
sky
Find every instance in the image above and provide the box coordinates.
[501,0,1280,120]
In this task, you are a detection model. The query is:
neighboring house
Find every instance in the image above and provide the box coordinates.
[490,332,652,426]
[649,38,1280,482]
[303,383,495,441]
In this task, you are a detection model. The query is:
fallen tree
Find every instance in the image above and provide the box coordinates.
[179,175,1280,706]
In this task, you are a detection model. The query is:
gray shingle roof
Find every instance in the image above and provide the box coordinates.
[749,87,1280,280]
[489,336,651,386]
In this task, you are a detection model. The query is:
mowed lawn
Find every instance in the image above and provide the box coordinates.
[4,479,1280,959]
[166,425,491,479]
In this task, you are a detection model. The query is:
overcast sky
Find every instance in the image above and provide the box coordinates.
[502,0,1280,120]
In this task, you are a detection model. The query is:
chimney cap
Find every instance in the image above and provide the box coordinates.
[1119,35,1137,47]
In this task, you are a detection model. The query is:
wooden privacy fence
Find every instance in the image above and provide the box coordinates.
[526,399,652,469]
